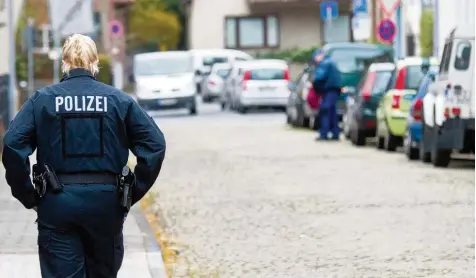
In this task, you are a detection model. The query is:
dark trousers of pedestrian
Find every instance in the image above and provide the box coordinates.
[37,184,125,278]
[319,91,340,139]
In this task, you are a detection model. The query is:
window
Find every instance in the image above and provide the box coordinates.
[134,55,193,76]
[406,65,439,90]
[454,41,472,70]
[249,68,287,80]
[217,69,231,78]
[329,48,393,73]
[372,71,393,94]
[203,56,228,67]
[225,16,279,49]
[439,41,453,74]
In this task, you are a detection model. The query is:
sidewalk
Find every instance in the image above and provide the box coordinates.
[0,161,167,278]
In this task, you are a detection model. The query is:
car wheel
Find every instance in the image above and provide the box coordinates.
[351,128,366,146]
[431,129,451,167]
[384,129,399,152]
[238,105,248,114]
[189,105,197,115]
[302,117,310,128]
[376,136,385,149]
[404,131,419,160]
[202,96,212,103]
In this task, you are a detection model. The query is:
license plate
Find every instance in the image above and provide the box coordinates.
[260,87,275,92]
[158,99,177,106]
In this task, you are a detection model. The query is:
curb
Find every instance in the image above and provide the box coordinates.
[128,155,175,278]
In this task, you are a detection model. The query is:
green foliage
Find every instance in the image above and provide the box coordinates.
[420,9,434,57]
[97,54,112,85]
[128,0,181,51]
[255,46,321,64]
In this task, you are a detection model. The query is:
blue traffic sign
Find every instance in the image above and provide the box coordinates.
[320,1,338,20]
[353,0,368,14]
[377,18,396,43]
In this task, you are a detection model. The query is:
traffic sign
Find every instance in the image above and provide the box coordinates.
[377,18,396,43]
[109,20,123,38]
[320,1,338,20]
[353,0,368,14]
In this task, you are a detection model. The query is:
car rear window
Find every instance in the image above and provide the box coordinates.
[203,56,228,66]
[406,65,439,90]
[249,68,287,80]
[372,71,393,94]
[217,69,231,78]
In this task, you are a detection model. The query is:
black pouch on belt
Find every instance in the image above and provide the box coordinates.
[43,164,64,193]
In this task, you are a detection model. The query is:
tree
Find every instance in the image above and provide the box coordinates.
[128,0,181,51]
[419,9,434,57]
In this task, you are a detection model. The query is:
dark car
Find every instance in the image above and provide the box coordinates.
[344,62,395,145]
[320,43,394,120]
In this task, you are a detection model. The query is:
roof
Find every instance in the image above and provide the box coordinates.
[241,60,288,69]
[369,62,396,72]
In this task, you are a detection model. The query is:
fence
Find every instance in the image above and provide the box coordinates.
[0,74,10,154]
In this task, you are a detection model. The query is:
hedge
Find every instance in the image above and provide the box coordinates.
[255,46,320,64]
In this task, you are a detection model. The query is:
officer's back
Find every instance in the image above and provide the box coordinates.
[2,34,166,278]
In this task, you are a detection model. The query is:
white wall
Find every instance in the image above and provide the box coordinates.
[188,0,250,49]
[0,0,24,75]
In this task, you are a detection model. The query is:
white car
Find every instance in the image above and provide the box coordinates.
[230,59,291,114]
[132,51,197,115]
[190,49,253,94]
[201,62,231,103]
[421,25,475,167]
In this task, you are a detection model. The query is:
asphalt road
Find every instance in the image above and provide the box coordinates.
[147,98,475,278]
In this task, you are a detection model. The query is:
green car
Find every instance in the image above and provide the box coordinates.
[376,57,440,151]
[320,43,394,119]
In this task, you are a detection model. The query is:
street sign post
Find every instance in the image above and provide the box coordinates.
[377,18,397,43]
[109,20,123,39]
[320,1,338,43]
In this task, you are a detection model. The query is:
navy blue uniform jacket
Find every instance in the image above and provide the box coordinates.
[2,69,166,209]
[313,56,342,93]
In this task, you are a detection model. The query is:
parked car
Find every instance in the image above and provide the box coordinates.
[403,70,438,160]
[190,49,253,94]
[376,57,439,151]
[132,51,198,115]
[221,61,250,110]
[228,59,291,114]
[343,62,395,145]
[319,43,395,121]
[201,62,231,103]
[286,67,318,128]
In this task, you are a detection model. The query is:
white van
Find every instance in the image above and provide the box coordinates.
[421,26,475,167]
[132,51,197,115]
[190,49,253,93]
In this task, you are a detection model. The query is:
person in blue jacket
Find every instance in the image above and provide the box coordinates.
[2,34,166,278]
[312,50,342,140]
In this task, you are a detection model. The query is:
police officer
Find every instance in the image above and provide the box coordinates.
[2,34,166,277]
[312,50,342,140]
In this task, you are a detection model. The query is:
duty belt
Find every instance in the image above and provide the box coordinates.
[57,173,118,185]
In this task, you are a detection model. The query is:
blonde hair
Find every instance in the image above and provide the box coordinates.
[61,34,99,75]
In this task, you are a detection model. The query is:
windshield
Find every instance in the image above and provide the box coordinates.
[330,49,393,73]
[203,56,228,66]
[249,68,286,80]
[406,65,439,90]
[217,69,231,78]
[134,55,193,76]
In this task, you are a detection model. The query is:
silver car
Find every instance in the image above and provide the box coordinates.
[202,63,231,103]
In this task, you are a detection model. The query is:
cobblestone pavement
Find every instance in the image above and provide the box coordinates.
[149,104,474,278]
[0,163,166,278]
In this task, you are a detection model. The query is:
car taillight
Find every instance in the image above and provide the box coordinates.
[452,107,461,117]
[395,67,406,90]
[413,99,423,120]
[392,95,401,109]
[362,71,376,102]
[284,69,290,81]
[243,70,251,92]
[444,107,450,118]
[208,81,215,86]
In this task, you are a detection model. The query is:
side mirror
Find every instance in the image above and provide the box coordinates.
[195,69,202,76]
